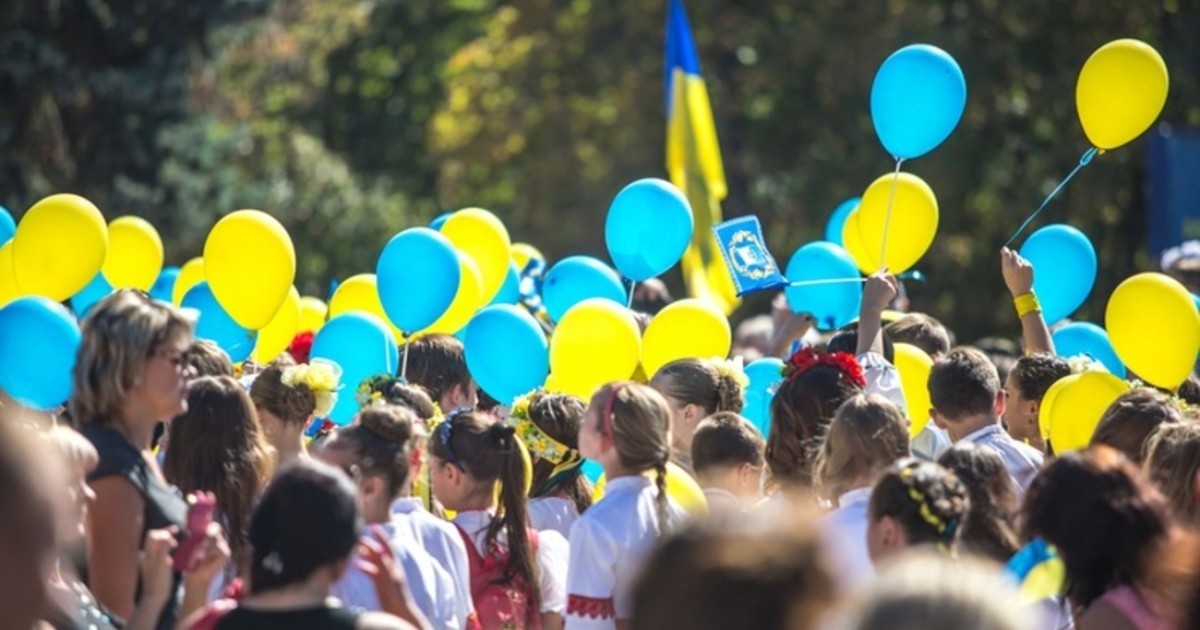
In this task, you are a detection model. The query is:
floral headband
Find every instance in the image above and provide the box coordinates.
[510,391,576,464]
[355,374,403,410]
[781,348,866,389]
[280,359,341,418]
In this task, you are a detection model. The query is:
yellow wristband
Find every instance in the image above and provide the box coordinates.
[1014,293,1041,318]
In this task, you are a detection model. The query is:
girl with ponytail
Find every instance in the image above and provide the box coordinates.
[650,358,747,476]
[428,410,568,629]
[566,382,687,629]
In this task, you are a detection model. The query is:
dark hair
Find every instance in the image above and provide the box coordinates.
[400,334,471,405]
[164,376,274,570]
[1010,354,1070,402]
[335,405,420,498]
[692,412,765,475]
[1021,447,1171,609]
[929,347,1000,421]
[766,354,864,488]
[427,411,539,611]
[524,392,592,515]
[937,444,1019,562]
[186,339,235,377]
[1090,389,1184,464]
[386,382,438,421]
[651,359,745,416]
[869,459,969,549]
[1178,376,1200,406]
[250,355,316,424]
[249,460,361,593]
[1144,419,1200,525]
[885,313,952,358]
[827,325,895,363]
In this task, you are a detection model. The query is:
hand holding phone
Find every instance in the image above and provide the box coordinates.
[173,492,215,572]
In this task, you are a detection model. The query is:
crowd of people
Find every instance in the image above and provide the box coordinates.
[3,245,1200,630]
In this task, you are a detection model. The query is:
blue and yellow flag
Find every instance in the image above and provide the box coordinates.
[666,0,739,315]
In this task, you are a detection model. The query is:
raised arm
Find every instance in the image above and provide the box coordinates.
[1000,248,1055,355]
[857,271,899,357]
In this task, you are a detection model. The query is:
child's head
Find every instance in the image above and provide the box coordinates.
[867,459,970,564]
[250,355,315,432]
[1090,388,1183,464]
[815,394,909,503]
[186,339,235,377]
[884,313,952,358]
[827,324,895,363]
[766,349,865,488]
[515,391,592,514]
[1002,353,1070,443]
[936,444,1019,562]
[400,333,476,411]
[691,412,765,504]
[650,359,746,454]
[1144,417,1200,525]
[929,347,1003,426]
[321,405,421,518]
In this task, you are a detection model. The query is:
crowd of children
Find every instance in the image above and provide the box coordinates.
[4,246,1200,630]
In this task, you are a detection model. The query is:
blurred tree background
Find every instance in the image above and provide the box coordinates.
[1,0,1197,340]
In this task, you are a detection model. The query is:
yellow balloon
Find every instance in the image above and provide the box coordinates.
[173,257,205,306]
[1105,273,1200,390]
[299,296,328,333]
[423,252,483,336]
[846,173,938,275]
[642,298,732,376]
[0,242,19,308]
[12,194,108,301]
[441,208,511,304]
[102,216,164,291]
[1077,39,1169,150]
[204,210,296,330]
[329,274,404,342]
[252,286,301,364]
[549,299,642,400]
[1038,371,1131,454]
[894,343,934,439]
[593,462,708,516]
[511,242,544,272]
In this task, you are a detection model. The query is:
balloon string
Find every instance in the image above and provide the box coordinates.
[787,278,870,288]
[400,338,411,380]
[879,158,904,268]
[1004,147,1098,248]
[626,280,637,308]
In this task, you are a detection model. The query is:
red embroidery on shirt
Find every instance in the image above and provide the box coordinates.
[567,595,615,619]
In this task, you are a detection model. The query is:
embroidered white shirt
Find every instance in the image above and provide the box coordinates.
[528,496,580,540]
[390,496,475,624]
[820,487,874,593]
[452,509,569,614]
[960,424,1044,495]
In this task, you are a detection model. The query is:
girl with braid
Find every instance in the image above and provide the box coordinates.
[866,459,970,565]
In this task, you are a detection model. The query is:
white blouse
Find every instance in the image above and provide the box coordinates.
[390,497,475,624]
[452,509,570,614]
[820,487,874,593]
[528,496,580,539]
[960,424,1044,495]
[564,475,688,629]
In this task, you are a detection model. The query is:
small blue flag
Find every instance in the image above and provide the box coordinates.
[712,216,787,296]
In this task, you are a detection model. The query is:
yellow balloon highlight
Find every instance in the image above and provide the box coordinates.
[1105,273,1200,390]
[894,343,934,438]
[173,257,205,306]
[1077,39,1169,150]
[252,286,301,364]
[0,243,19,308]
[12,194,108,301]
[329,274,404,342]
[549,299,642,400]
[511,242,544,272]
[1038,371,1131,454]
[299,296,329,333]
[102,216,164,291]
[845,173,938,275]
[642,299,732,377]
[424,252,483,336]
[441,208,511,304]
[594,462,707,516]
[204,210,296,330]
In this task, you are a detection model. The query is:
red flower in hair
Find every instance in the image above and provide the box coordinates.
[288,331,315,365]
[782,348,867,389]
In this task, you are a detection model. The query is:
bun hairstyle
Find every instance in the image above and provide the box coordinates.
[869,459,970,552]
[250,355,317,425]
[590,382,674,532]
[337,404,420,498]
[519,392,592,514]
[651,358,745,416]
[386,382,438,422]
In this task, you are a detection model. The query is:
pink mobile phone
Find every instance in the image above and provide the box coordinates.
[173,492,215,572]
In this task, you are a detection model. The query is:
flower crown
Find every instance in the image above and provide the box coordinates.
[509,390,576,467]
[781,348,866,389]
[281,359,342,418]
[355,374,401,410]
[424,402,445,434]
[712,356,749,389]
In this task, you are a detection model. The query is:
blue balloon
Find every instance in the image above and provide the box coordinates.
[71,272,113,316]
[464,305,549,405]
[543,256,627,322]
[1019,224,1097,325]
[785,242,863,331]
[0,205,14,246]
[150,266,181,303]
[377,228,461,334]
[743,358,784,437]
[430,213,451,231]
[181,282,257,363]
[605,179,694,281]
[311,312,398,425]
[0,297,81,409]
[824,197,860,246]
[871,44,967,160]
[1052,322,1126,378]
[488,263,522,307]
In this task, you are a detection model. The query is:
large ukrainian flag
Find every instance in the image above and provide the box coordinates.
[666,0,739,315]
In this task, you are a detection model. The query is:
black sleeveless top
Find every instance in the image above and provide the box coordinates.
[215,606,361,630]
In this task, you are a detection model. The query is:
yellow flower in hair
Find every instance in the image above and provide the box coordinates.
[712,356,749,389]
[510,391,535,423]
[281,359,342,418]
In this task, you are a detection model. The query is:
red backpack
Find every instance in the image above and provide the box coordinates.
[455,525,541,630]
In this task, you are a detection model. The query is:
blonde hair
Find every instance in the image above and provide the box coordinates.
[70,290,194,426]
[815,394,910,503]
[1145,415,1200,525]
[590,382,673,531]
